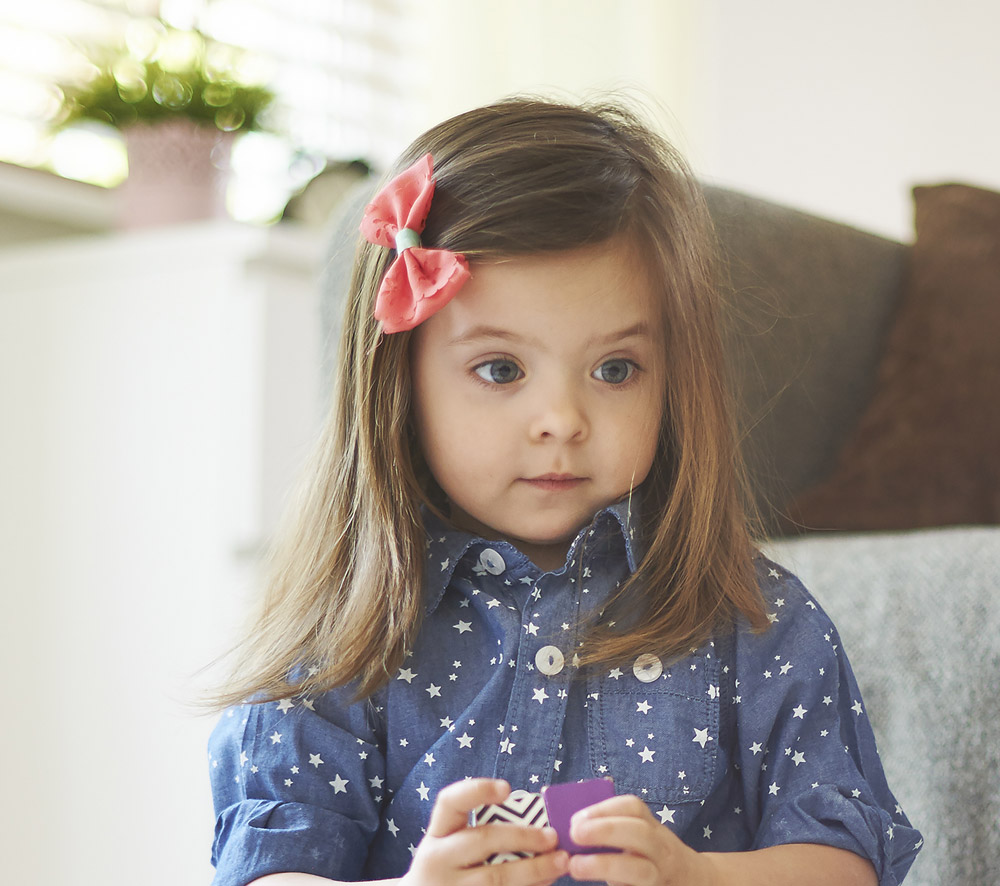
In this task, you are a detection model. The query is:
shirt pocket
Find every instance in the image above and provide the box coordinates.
[588,648,720,806]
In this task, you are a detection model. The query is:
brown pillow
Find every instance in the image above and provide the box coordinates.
[782,182,1000,532]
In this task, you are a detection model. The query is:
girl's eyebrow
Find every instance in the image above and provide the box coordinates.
[585,322,652,346]
[448,322,652,348]
[447,325,526,346]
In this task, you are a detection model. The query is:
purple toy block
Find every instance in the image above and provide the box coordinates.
[542,777,618,855]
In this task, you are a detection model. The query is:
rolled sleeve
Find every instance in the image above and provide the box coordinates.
[208,687,386,885]
[212,799,370,886]
[733,562,921,885]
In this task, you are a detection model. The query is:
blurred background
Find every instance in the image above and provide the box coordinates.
[1,1,997,884]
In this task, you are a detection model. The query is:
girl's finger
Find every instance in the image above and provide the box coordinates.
[482,848,570,886]
[568,848,657,886]
[573,793,652,821]
[572,814,673,855]
[428,822,560,871]
[425,778,511,838]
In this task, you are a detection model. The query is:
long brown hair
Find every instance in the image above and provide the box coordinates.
[210,97,769,709]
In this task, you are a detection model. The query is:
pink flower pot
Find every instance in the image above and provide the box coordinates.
[118,118,235,228]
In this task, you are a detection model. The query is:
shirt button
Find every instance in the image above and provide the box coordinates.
[478,548,506,575]
[535,645,565,676]
[633,653,663,682]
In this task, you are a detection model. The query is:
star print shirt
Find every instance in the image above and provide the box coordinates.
[208,500,921,885]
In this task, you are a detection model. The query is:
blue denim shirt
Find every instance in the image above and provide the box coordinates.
[209,500,921,885]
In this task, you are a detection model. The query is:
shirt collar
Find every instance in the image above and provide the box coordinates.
[421,493,645,615]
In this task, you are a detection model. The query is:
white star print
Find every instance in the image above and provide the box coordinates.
[454,620,472,634]
[387,819,399,837]
[636,700,652,714]
[329,774,349,794]
[792,751,806,766]
[638,746,656,763]
[416,782,430,801]
[609,668,623,679]
[693,728,713,748]
[792,704,808,719]
[656,806,675,824]
[309,754,323,768]
[269,731,281,744]
[370,775,384,789]
[852,700,864,716]
[424,753,435,767]
[397,668,416,683]
[768,782,780,796]
[750,742,763,755]
[276,698,294,713]
[426,684,442,698]
[532,687,549,704]
[456,732,474,748]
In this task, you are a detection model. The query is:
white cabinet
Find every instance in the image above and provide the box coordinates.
[0,221,326,885]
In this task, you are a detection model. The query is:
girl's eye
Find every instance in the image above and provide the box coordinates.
[473,359,523,385]
[593,359,636,385]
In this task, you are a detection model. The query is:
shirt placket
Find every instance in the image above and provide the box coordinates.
[493,568,582,789]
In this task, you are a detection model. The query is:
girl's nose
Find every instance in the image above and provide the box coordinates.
[527,382,589,443]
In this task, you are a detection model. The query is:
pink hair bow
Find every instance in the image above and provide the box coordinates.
[360,153,470,333]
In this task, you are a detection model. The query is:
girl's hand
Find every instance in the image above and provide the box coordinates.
[401,778,570,886]
[567,794,714,886]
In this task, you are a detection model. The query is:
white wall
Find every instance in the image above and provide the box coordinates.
[403,0,1000,241]
[407,0,704,155]
[694,0,1000,239]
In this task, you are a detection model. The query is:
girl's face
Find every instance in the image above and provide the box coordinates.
[410,239,665,572]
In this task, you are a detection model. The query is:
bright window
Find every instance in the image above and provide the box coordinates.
[0,0,410,222]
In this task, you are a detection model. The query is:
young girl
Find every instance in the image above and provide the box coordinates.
[208,98,921,886]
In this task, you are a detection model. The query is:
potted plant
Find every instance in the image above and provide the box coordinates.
[56,21,275,227]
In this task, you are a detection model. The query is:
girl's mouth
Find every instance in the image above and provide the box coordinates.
[522,474,586,491]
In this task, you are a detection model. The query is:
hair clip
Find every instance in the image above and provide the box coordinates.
[359,153,470,333]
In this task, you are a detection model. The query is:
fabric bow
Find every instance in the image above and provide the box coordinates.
[359,153,470,333]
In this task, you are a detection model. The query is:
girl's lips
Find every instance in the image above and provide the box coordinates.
[522,474,586,491]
